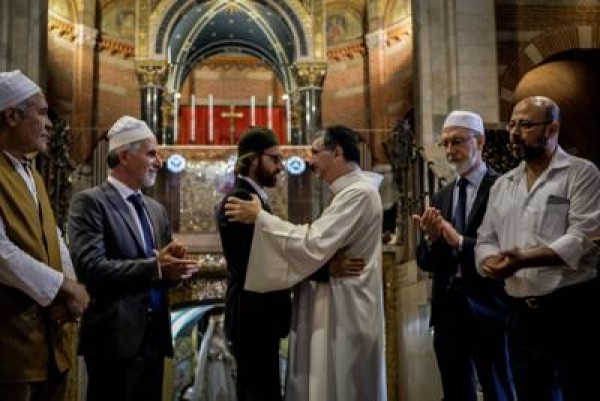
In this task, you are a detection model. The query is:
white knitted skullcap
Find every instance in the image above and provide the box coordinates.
[107,116,155,152]
[0,70,42,111]
[442,110,485,136]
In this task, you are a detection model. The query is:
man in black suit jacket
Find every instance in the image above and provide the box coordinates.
[217,127,291,401]
[68,116,198,401]
[414,111,515,401]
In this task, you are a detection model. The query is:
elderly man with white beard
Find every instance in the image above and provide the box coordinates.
[413,111,515,401]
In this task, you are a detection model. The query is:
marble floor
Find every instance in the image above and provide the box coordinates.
[396,276,443,401]
[396,273,485,401]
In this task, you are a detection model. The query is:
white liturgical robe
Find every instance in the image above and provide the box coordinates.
[244,169,387,401]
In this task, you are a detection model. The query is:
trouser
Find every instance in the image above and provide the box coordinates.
[84,312,166,401]
[507,278,600,401]
[433,286,514,401]
[231,333,283,401]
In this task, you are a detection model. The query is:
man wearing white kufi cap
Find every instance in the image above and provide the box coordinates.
[413,110,515,401]
[68,115,199,401]
[0,70,90,401]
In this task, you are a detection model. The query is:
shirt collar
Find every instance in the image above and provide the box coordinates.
[2,150,31,170]
[329,168,383,195]
[239,175,269,203]
[107,175,140,201]
[505,145,570,183]
[458,161,487,187]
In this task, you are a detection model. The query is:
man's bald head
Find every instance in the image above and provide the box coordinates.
[515,96,560,122]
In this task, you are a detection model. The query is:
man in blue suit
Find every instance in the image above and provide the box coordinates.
[414,111,515,401]
[68,116,198,401]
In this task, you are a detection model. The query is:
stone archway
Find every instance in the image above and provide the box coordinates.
[498,25,600,120]
[135,0,328,145]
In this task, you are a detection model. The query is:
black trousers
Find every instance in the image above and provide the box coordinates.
[84,313,166,401]
[231,333,283,401]
[507,278,600,401]
[433,288,514,401]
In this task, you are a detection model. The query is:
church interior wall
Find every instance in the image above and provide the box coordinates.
[322,56,369,129]
[514,54,600,167]
[182,62,284,109]
[495,0,600,120]
[95,52,139,134]
[47,32,75,119]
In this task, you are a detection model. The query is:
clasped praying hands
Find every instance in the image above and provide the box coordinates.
[412,206,462,249]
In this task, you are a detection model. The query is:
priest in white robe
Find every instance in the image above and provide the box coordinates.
[225,125,387,401]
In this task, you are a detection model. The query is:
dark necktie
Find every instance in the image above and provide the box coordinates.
[454,177,469,234]
[127,193,163,310]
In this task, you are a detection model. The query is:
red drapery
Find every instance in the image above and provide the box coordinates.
[178,106,287,145]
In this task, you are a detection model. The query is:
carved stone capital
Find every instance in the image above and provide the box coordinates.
[365,29,386,50]
[292,62,328,88]
[135,61,168,86]
[74,24,98,47]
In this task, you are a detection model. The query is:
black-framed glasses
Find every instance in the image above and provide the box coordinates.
[438,135,475,148]
[262,152,284,164]
[506,120,552,131]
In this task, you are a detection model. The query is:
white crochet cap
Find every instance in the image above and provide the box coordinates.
[0,70,42,111]
[442,110,485,136]
[107,116,155,152]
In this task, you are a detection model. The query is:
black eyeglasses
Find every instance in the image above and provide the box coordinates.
[506,120,552,131]
[262,153,284,164]
[438,135,475,148]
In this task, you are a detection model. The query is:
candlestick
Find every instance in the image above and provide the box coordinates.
[190,94,196,143]
[284,94,291,144]
[267,95,273,129]
[173,92,180,144]
[251,95,256,126]
[208,94,214,143]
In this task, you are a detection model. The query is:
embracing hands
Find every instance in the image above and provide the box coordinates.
[224,194,262,224]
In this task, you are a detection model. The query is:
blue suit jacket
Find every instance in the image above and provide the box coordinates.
[67,182,174,359]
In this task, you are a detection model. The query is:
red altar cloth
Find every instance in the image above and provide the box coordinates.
[178,105,287,145]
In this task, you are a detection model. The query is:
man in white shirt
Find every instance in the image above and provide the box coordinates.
[224,125,386,401]
[0,70,89,401]
[476,96,600,401]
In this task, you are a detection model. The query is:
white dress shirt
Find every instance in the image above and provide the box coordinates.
[476,147,600,297]
[0,151,75,306]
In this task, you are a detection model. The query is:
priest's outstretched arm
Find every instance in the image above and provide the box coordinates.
[225,187,376,292]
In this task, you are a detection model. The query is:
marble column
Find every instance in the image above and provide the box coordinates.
[413,0,499,147]
[71,23,98,164]
[366,29,387,163]
[0,0,47,83]
[292,62,327,145]
[135,61,168,143]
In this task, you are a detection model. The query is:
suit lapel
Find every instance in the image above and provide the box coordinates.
[145,197,163,249]
[102,182,145,253]
[440,180,456,221]
[466,170,493,230]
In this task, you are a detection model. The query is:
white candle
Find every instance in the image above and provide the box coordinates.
[267,95,273,129]
[250,96,256,126]
[173,92,180,144]
[284,94,291,144]
[167,46,171,64]
[190,94,196,143]
[208,94,214,143]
